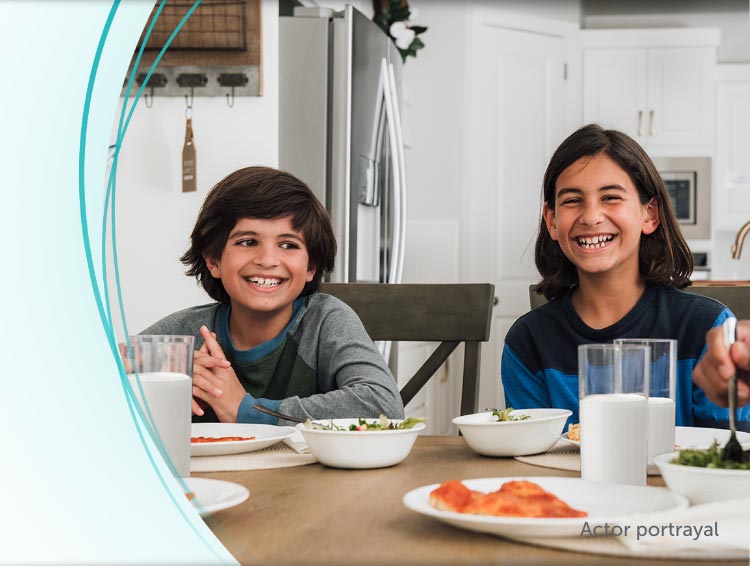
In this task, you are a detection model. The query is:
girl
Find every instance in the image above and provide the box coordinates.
[501,124,750,430]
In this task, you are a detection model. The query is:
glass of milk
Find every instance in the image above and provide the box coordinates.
[615,339,677,465]
[578,343,650,485]
[121,335,194,478]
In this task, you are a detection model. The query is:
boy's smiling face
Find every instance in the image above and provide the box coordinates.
[205,216,315,320]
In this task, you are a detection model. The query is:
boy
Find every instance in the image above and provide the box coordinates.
[141,166,404,425]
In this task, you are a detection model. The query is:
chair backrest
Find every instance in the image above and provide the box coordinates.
[529,284,546,310]
[685,285,750,320]
[320,283,495,415]
[529,283,750,320]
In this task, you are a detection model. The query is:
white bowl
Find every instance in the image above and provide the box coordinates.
[653,451,750,504]
[298,418,426,469]
[452,409,572,457]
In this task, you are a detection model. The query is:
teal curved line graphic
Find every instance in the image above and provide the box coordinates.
[78,1,227,559]
[108,5,206,492]
[106,0,169,479]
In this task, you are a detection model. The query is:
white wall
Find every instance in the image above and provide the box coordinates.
[400,3,467,285]
[479,0,581,23]
[111,1,279,338]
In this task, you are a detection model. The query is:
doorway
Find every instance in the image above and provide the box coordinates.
[463,10,579,410]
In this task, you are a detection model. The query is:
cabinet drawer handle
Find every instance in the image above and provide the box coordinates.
[637,110,643,136]
[648,110,654,136]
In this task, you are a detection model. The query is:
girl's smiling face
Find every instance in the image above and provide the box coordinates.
[543,153,659,282]
[204,216,315,320]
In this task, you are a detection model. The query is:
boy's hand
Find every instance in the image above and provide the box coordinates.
[191,326,247,422]
[693,320,750,407]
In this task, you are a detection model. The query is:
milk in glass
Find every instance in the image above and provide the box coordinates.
[648,397,676,464]
[580,393,648,485]
[128,371,192,477]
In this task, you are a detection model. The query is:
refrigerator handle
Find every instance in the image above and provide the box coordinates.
[380,58,402,286]
[387,62,407,283]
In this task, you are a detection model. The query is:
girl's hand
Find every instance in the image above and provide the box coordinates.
[693,320,750,407]
[191,326,247,422]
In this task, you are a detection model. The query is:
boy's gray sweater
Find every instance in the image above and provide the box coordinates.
[141,293,404,424]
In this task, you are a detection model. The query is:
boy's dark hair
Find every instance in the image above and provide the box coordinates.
[534,124,692,300]
[181,166,336,304]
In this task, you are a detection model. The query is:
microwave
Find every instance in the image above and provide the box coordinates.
[661,171,696,224]
[652,157,711,240]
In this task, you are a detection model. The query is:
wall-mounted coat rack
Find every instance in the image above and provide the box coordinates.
[122,0,261,101]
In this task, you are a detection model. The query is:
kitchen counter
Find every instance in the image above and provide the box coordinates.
[691,280,750,286]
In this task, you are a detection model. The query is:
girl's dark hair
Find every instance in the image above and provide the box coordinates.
[181,166,336,304]
[534,124,692,300]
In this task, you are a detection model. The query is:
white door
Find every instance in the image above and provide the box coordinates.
[465,18,573,412]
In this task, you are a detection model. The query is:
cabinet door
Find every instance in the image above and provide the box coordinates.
[715,81,750,230]
[582,48,647,143]
[647,48,715,148]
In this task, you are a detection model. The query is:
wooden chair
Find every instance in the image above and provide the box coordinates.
[320,283,495,415]
[529,283,750,320]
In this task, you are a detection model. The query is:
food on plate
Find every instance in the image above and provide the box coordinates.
[304,415,427,431]
[671,440,750,470]
[491,407,530,422]
[429,479,587,518]
[191,436,256,443]
[567,423,580,442]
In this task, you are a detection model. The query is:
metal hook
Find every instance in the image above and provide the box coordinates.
[144,86,154,108]
[217,73,247,109]
[184,87,194,119]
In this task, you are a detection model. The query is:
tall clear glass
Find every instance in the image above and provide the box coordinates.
[121,335,194,477]
[615,338,677,464]
[578,343,650,485]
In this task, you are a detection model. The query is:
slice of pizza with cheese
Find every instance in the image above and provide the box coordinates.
[430,479,587,518]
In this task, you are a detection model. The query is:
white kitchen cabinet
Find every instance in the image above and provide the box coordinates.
[714,65,750,231]
[582,29,720,154]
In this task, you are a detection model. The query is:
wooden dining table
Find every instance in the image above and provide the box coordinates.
[197,436,734,565]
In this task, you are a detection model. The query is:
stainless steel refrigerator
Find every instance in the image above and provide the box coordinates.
[279,5,407,287]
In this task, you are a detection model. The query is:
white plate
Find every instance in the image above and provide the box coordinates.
[674,426,750,449]
[191,423,296,456]
[560,426,750,450]
[560,432,579,446]
[184,477,249,516]
[403,476,688,538]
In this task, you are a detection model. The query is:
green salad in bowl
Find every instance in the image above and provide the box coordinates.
[304,415,427,431]
[671,440,750,470]
[654,440,750,504]
[298,416,427,469]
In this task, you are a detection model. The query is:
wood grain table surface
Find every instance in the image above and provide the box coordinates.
[197,435,728,566]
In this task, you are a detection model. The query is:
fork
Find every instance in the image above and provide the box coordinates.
[252,404,343,430]
[721,317,744,463]
[252,404,306,423]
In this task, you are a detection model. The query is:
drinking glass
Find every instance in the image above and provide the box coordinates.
[578,343,650,485]
[121,335,194,477]
[615,338,677,464]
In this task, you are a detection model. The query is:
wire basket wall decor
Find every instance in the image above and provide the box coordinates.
[143,1,248,51]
